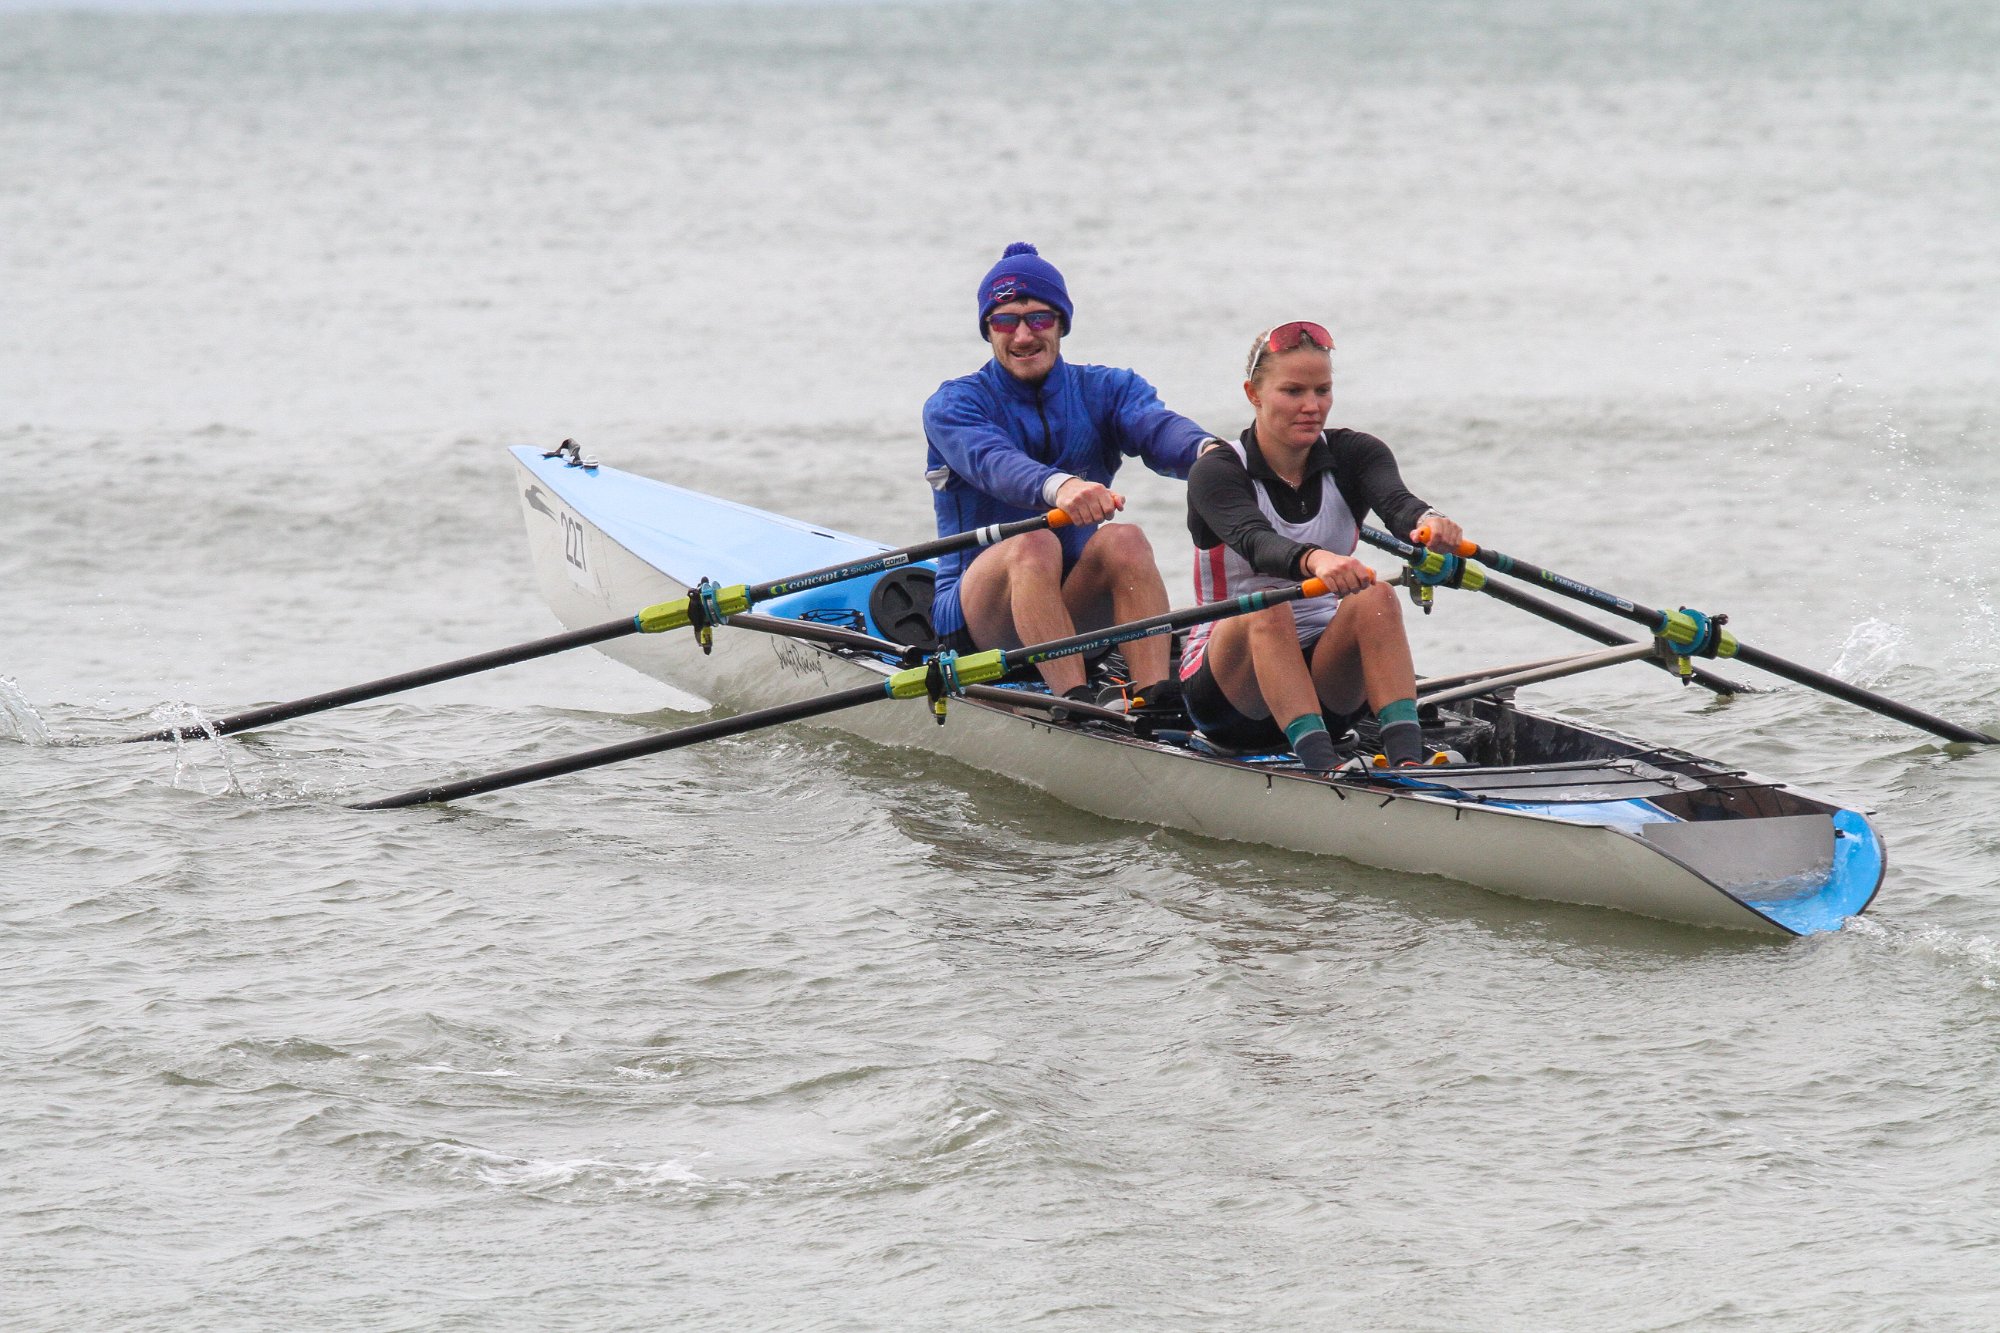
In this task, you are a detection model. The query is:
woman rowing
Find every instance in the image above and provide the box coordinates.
[1180,321,1463,770]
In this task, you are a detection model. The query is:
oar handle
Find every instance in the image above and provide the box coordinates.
[1000,575,1332,676]
[1413,525,1478,558]
[633,509,1073,637]
[747,508,1067,602]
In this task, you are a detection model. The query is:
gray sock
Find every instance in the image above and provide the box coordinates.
[1293,728,1341,772]
[1380,720,1424,766]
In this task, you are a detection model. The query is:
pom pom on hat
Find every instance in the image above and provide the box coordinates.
[977,241,1073,338]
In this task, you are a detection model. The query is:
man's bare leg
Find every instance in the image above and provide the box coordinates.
[956,530,1087,695]
[1057,524,1174,689]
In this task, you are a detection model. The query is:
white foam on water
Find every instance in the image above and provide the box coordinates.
[1842,916,2000,990]
[418,1142,716,1195]
[613,1064,681,1081]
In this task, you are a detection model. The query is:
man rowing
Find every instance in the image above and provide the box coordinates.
[1181,320,1464,770]
[922,242,1220,712]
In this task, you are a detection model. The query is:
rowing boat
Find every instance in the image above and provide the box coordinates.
[509,443,1884,937]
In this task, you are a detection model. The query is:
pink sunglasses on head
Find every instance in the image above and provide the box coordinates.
[1246,320,1334,377]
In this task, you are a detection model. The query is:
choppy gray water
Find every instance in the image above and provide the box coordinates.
[4,1,1999,1327]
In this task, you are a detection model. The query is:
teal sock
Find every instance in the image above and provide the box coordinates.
[1284,713,1339,771]
[1283,713,1330,747]
[1376,697,1422,766]
[1376,698,1418,727]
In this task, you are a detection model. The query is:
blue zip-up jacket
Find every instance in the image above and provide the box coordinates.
[922,356,1211,638]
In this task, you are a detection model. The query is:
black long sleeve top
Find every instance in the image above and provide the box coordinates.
[1186,427,1433,580]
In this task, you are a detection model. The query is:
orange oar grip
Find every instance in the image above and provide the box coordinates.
[1300,577,1329,597]
[1413,525,1476,557]
[1045,509,1072,529]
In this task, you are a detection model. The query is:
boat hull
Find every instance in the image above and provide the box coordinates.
[509,445,1884,936]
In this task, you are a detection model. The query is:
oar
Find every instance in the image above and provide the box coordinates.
[1360,525,1755,696]
[124,509,1068,744]
[352,574,1337,809]
[351,684,896,810]
[1413,528,1995,744]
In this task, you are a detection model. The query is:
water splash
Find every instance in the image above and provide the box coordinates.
[146,702,243,796]
[0,676,54,744]
[1844,916,2000,990]
[1829,619,1908,687]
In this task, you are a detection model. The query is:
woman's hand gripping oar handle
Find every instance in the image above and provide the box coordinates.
[1412,525,1477,558]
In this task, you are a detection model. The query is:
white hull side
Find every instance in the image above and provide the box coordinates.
[514,456,1787,935]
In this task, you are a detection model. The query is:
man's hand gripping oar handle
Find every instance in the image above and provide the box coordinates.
[630,509,1072,653]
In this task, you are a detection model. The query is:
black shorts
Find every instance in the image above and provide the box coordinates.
[1182,631,1364,751]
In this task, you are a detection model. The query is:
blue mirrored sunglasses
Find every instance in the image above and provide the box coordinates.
[988,310,1061,333]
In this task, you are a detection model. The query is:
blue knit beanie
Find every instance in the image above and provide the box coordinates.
[976,242,1073,337]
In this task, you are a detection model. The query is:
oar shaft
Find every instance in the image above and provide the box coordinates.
[1398,527,1994,744]
[1729,642,1994,744]
[1359,524,1750,696]
[129,510,1064,745]
[124,618,637,743]
[351,682,891,810]
[1468,546,1668,627]
[1001,577,1331,673]
[746,510,1066,602]
[359,572,1340,811]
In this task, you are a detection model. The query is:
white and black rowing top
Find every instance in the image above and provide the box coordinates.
[1181,427,1432,674]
